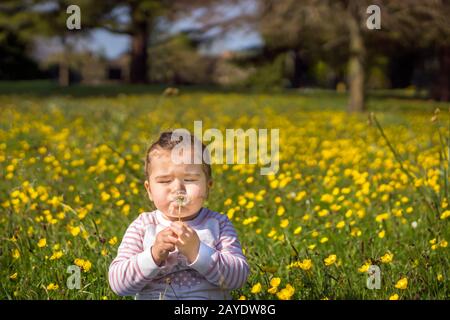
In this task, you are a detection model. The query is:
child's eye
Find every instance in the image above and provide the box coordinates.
[184,179,198,182]
[158,180,171,184]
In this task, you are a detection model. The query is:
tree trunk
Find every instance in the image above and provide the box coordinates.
[432,45,450,101]
[347,7,366,112]
[59,59,70,87]
[130,19,149,84]
[59,37,70,87]
[286,49,305,88]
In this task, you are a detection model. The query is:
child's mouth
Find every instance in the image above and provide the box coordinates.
[170,191,190,207]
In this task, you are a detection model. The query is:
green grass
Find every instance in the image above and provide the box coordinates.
[0,85,448,300]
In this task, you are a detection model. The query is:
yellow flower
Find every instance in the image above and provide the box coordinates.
[389,294,399,300]
[350,227,362,237]
[375,213,389,223]
[287,259,313,271]
[277,206,285,216]
[37,238,47,248]
[226,208,235,220]
[437,274,443,282]
[82,260,92,272]
[238,295,247,300]
[251,282,262,294]
[280,219,289,228]
[324,254,337,266]
[439,240,448,248]
[378,230,385,238]
[70,226,81,237]
[270,179,279,189]
[336,221,345,229]
[270,277,281,287]
[320,237,329,244]
[277,284,295,300]
[380,252,394,264]
[245,201,254,209]
[46,283,59,291]
[394,277,408,290]
[122,204,131,216]
[114,174,126,184]
[10,273,18,280]
[12,249,20,259]
[440,210,450,219]
[101,248,108,256]
[50,250,63,260]
[294,226,302,235]
[267,286,278,294]
[108,236,118,245]
[100,192,111,202]
[74,258,92,272]
[358,261,371,273]
[299,259,312,271]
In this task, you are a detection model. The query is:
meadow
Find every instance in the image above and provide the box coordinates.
[1,83,449,299]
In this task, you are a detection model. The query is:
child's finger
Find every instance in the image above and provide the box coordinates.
[175,237,185,246]
[169,224,184,237]
[164,234,179,244]
[160,227,177,238]
[161,243,176,252]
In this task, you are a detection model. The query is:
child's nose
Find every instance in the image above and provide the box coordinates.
[172,178,185,191]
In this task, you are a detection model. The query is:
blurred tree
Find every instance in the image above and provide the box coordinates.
[255,0,375,112]
[3,0,103,86]
[32,1,81,86]
[256,0,329,88]
[149,32,215,85]
[0,1,44,80]
[90,0,241,84]
[254,0,450,110]
[3,0,251,85]
[0,33,44,80]
[381,0,450,101]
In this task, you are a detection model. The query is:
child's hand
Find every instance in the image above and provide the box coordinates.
[151,227,178,266]
[170,221,200,264]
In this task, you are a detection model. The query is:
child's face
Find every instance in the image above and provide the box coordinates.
[144,148,212,221]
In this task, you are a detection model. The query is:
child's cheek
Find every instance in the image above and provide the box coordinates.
[186,185,206,202]
[154,190,171,207]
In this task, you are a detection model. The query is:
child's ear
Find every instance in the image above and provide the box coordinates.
[144,180,153,202]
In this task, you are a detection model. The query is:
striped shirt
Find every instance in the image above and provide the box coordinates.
[108,207,250,300]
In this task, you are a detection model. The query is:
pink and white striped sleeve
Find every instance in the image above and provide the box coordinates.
[188,214,250,290]
[108,214,161,296]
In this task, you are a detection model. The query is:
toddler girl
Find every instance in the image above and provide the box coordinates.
[108,131,249,299]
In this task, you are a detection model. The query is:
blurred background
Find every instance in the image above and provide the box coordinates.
[0,0,449,111]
